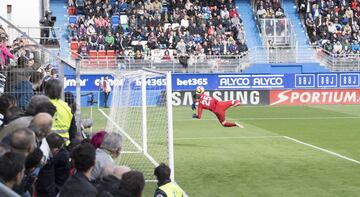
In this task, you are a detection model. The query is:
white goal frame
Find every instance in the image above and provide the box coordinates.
[105,69,175,181]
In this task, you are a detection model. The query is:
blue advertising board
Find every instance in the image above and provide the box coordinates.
[172,73,360,90]
[64,73,360,92]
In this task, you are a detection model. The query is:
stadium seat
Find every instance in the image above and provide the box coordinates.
[107,50,115,57]
[68,7,76,15]
[119,15,128,25]
[70,41,79,51]
[98,50,106,58]
[112,15,120,27]
[106,50,116,67]
[88,50,97,66]
[69,15,77,24]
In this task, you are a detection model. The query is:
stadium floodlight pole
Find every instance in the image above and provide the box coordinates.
[142,71,148,154]
[166,71,175,181]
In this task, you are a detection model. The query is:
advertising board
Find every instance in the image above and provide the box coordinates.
[269,89,360,105]
[172,90,269,106]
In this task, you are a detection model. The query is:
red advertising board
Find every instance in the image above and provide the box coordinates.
[270,89,360,105]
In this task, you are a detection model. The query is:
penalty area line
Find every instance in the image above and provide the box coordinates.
[283,136,360,165]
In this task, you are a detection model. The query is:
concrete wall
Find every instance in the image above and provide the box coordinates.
[0,0,42,42]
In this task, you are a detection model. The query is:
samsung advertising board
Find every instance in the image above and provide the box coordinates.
[173,90,269,106]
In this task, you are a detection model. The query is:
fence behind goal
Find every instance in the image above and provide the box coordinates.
[103,69,174,181]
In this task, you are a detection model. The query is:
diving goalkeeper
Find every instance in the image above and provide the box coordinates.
[191,89,244,128]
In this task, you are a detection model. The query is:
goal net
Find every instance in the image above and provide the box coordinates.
[105,69,174,181]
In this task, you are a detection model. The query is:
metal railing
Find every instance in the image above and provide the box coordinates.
[70,45,360,72]
[74,53,249,73]
[249,45,316,63]
[316,48,360,71]
[7,26,60,47]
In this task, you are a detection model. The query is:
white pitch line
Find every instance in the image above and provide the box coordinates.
[174,136,283,141]
[283,136,360,165]
[174,116,360,121]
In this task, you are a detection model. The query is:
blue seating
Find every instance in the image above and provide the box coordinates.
[112,15,120,27]
[69,15,77,24]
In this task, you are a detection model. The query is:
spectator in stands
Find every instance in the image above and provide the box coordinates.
[45,79,75,145]
[101,164,130,179]
[29,112,53,144]
[0,108,33,143]
[97,33,106,50]
[148,32,158,49]
[154,163,184,197]
[78,41,89,56]
[0,94,16,128]
[36,133,70,197]
[176,39,187,55]
[25,95,52,116]
[67,24,78,40]
[17,148,43,197]
[90,130,107,149]
[13,71,44,110]
[163,50,171,60]
[105,31,115,50]
[121,171,145,197]
[134,50,143,59]
[333,41,343,54]
[352,40,360,53]
[0,41,14,69]
[9,128,36,157]
[71,0,248,60]
[0,143,10,157]
[0,152,25,191]
[59,142,97,197]
[90,132,123,180]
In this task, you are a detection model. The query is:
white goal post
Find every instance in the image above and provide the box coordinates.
[104,69,174,181]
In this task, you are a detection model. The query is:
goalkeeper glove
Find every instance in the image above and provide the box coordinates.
[192,114,198,119]
[191,103,196,110]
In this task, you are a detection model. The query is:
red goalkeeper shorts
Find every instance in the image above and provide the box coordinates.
[214,100,234,123]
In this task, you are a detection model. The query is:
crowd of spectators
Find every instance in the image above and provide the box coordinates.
[299,0,360,54]
[0,79,184,196]
[254,0,288,46]
[68,0,248,59]
[0,25,185,197]
[255,0,285,19]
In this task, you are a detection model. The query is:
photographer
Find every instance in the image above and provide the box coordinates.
[40,11,56,45]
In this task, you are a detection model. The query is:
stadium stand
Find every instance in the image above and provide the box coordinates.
[67,0,249,58]
[298,0,360,54]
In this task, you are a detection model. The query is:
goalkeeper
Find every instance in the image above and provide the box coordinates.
[192,88,244,128]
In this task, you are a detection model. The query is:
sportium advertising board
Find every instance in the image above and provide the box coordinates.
[269,89,360,105]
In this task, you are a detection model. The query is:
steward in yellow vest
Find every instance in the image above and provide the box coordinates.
[45,79,74,145]
[154,163,184,197]
[50,98,73,144]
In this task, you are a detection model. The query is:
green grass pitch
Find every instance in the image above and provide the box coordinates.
[81,105,360,197]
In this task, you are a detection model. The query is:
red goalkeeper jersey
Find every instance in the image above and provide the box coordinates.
[197,93,219,119]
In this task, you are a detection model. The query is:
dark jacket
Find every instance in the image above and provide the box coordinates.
[59,172,97,197]
[36,149,70,197]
